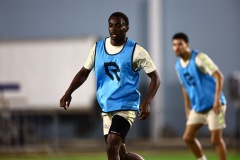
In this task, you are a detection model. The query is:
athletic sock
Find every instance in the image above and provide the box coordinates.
[198,155,207,160]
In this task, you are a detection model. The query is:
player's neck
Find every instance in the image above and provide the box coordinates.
[181,49,191,62]
[110,37,126,46]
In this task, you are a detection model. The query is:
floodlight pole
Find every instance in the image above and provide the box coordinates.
[147,0,164,140]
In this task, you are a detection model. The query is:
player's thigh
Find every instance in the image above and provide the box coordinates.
[184,110,205,138]
[207,105,226,131]
[102,111,136,143]
[102,111,136,135]
[187,109,207,126]
[109,114,131,142]
[107,131,123,146]
[183,123,203,139]
[210,129,223,144]
[115,111,136,127]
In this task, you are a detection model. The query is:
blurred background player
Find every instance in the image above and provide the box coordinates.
[60,12,160,160]
[172,32,227,160]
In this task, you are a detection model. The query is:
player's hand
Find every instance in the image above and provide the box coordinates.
[139,101,150,120]
[213,100,221,115]
[60,93,72,110]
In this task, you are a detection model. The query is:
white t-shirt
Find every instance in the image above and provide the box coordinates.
[179,52,218,75]
[84,37,156,73]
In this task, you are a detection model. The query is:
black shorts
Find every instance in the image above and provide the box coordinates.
[104,115,131,143]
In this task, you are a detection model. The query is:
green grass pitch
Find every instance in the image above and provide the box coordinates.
[0,150,239,160]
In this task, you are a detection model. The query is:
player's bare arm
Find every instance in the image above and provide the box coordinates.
[212,70,224,114]
[60,67,91,110]
[182,87,191,119]
[139,70,160,120]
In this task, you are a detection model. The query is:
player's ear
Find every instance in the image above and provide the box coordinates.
[126,26,129,32]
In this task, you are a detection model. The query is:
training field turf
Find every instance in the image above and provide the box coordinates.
[0,150,239,160]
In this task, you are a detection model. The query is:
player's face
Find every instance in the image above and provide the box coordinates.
[108,16,129,44]
[172,39,189,57]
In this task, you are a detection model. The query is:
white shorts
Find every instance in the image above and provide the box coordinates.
[102,111,136,135]
[187,105,227,130]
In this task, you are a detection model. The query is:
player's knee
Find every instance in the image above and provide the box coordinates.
[183,134,194,143]
[119,153,127,160]
[119,146,127,159]
[211,137,222,146]
[106,136,121,155]
[106,142,119,155]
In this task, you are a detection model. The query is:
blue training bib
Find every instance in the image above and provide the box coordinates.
[94,38,141,112]
[175,50,226,112]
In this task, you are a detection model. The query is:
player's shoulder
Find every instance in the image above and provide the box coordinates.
[197,51,207,56]
[135,44,148,54]
[195,52,210,60]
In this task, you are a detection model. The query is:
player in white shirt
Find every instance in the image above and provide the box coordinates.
[60,12,160,160]
[173,32,227,160]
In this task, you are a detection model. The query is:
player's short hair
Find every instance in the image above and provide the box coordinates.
[172,32,189,43]
[108,12,129,27]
